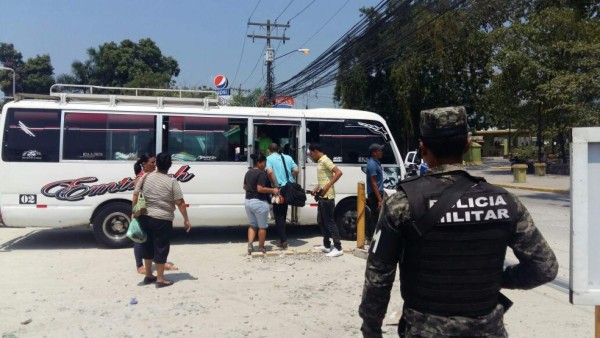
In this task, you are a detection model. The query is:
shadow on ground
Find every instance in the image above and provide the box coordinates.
[0,225,322,251]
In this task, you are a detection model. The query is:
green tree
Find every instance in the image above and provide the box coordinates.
[230,88,263,107]
[487,5,600,161]
[0,43,25,97]
[65,38,180,88]
[21,54,55,94]
[334,1,516,152]
[0,43,56,98]
[334,0,600,160]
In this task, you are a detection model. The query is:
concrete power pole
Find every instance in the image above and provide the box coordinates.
[247,20,289,106]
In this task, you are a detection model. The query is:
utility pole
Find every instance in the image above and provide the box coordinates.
[247,20,289,106]
[235,85,252,96]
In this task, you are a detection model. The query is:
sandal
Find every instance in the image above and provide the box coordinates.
[247,243,254,255]
[137,266,146,275]
[259,246,267,254]
[143,276,157,285]
[164,262,178,271]
[156,279,174,288]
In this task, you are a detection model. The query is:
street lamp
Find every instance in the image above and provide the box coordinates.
[265,48,310,106]
[0,66,16,99]
[274,48,310,61]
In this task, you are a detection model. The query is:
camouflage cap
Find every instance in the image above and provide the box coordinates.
[420,106,468,138]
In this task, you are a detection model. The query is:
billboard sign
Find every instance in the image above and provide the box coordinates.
[273,96,295,108]
[217,88,231,96]
[214,75,228,89]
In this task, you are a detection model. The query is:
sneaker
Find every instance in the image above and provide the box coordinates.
[313,245,331,253]
[325,248,343,257]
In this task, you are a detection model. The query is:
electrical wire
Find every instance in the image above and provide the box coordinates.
[249,0,262,20]
[275,0,295,22]
[275,0,351,67]
[275,0,473,97]
[240,45,266,87]
[232,27,250,86]
[233,0,263,86]
[287,0,317,23]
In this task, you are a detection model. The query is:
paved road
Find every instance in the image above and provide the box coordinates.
[504,188,571,283]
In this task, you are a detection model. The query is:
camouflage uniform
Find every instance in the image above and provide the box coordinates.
[358,107,559,338]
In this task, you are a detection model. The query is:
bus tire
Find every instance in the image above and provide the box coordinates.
[92,202,133,248]
[335,199,358,241]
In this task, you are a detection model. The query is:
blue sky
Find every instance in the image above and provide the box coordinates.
[1,0,380,107]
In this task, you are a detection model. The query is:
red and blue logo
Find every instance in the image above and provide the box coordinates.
[214,75,229,89]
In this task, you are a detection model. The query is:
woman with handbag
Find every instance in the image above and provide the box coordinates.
[132,153,191,288]
[132,153,178,274]
[244,153,279,254]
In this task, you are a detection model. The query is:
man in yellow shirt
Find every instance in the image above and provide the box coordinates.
[309,143,344,257]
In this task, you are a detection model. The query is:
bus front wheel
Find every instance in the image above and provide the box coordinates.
[92,202,133,248]
[335,199,358,241]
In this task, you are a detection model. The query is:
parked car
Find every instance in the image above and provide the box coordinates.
[404,150,420,177]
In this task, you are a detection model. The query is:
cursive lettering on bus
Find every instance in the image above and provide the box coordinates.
[41,166,195,202]
[172,165,195,183]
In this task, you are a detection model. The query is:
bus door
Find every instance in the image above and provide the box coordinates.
[253,119,302,223]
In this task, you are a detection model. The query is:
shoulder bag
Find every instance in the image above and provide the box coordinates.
[132,173,149,216]
[279,154,306,207]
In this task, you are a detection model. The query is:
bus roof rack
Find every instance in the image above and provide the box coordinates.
[45,84,220,109]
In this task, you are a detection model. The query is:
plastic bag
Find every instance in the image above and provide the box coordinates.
[126,218,147,243]
[132,193,146,215]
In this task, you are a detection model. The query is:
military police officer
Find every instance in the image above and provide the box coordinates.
[359,106,558,337]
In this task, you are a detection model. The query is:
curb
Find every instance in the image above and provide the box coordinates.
[249,247,354,258]
[353,247,368,260]
[492,183,569,194]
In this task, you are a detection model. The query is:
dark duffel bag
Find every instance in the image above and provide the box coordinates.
[281,182,306,207]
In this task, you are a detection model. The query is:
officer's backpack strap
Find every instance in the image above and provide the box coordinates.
[401,172,478,237]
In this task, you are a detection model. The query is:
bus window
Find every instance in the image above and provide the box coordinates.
[306,120,396,165]
[2,108,60,162]
[165,116,247,162]
[63,113,156,160]
[253,119,301,161]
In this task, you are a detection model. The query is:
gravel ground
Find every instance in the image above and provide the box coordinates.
[0,225,593,337]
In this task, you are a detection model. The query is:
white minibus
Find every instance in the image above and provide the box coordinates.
[0,85,406,247]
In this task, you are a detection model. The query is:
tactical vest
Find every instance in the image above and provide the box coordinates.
[398,171,518,317]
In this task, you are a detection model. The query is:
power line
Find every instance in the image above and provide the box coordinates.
[240,45,266,87]
[299,0,350,47]
[232,0,263,86]
[253,61,266,89]
[275,0,351,66]
[249,0,262,20]
[275,0,472,97]
[275,0,295,22]
[287,0,317,23]
[232,27,250,86]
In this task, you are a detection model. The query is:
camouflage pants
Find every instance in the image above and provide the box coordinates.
[398,319,508,338]
[398,305,509,338]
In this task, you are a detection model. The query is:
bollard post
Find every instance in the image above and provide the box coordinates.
[357,182,366,249]
[533,162,547,176]
[512,164,528,183]
[596,306,600,338]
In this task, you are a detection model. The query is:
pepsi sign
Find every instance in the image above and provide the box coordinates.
[214,75,229,89]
